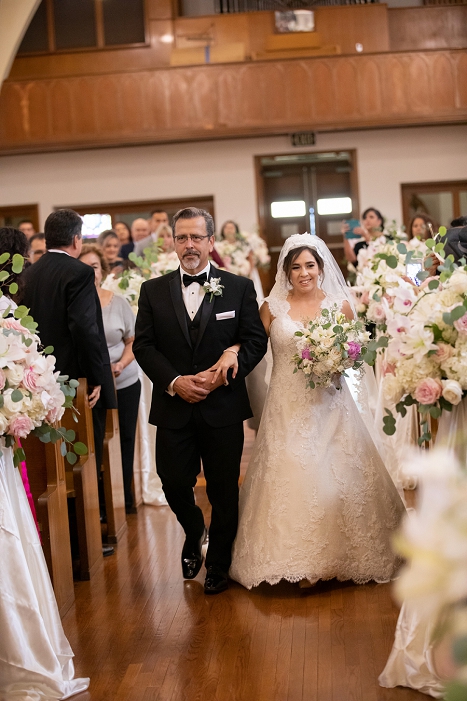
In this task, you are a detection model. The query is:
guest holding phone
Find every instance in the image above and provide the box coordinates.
[342,208,385,264]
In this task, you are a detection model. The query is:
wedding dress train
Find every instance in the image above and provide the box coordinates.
[230,303,406,589]
[0,446,89,700]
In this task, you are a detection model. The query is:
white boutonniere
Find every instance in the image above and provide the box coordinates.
[203,277,224,302]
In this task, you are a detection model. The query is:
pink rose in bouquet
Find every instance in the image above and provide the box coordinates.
[413,377,443,405]
[347,341,361,361]
[9,415,35,439]
[454,312,467,336]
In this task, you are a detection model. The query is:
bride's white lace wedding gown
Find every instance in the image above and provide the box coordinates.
[229,297,406,590]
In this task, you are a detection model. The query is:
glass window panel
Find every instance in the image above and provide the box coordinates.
[317,197,352,216]
[53,0,96,50]
[18,1,48,53]
[409,192,453,228]
[103,0,145,46]
[81,214,112,239]
[271,201,306,218]
[459,191,467,216]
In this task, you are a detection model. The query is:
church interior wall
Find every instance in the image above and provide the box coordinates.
[0,123,466,233]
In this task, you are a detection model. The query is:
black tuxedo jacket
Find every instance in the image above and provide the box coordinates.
[22,252,116,408]
[133,266,268,429]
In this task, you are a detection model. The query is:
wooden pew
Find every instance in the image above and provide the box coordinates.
[24,435,75,617]
[102,408,127,543]
[62,379,103,581]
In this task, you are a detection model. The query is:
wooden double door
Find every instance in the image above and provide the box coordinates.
[256,150,359,295]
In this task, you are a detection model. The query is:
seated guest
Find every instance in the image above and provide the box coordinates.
[18,218,36,240]
[97,229,123,270]
[29,232,46,263]
[22,208,117,556]
[120,218,149,259]
[114,221,132,248]
[79,244,141,513]
[130,217,158,258]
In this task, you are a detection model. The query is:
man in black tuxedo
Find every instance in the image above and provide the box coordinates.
[134,207,268,594]
[22,209,116,555]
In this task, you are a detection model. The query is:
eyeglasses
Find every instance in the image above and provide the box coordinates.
[174,234,210,244]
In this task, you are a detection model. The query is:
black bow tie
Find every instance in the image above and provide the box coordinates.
[183,273,207,287]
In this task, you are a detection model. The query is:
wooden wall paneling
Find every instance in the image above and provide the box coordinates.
[146,0,176,21]
[313,4,389,56]
[0,203,39,230]
[407,55,432,115]
[1,50,467,154]
[388,7,467,52]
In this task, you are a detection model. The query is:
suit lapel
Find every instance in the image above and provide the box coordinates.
[194,265,219,352]
[169,271,192,349]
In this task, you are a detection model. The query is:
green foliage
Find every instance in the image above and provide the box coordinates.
[382,409,396,436]
[11,254,24,275]
[452,635,467,666]
[445,681,467,701]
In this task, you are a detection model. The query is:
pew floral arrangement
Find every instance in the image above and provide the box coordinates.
[351,236,432,333]
[293,304,370,389]
[0,252,86,467]
[393,448,467,698]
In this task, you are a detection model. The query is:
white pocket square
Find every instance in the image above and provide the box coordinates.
[216,310,235,320]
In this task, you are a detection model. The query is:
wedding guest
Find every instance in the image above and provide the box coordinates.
[149,209,169,233]
[18,218,36,240]
[342,207,385,264]
[115,221,132,247]
[121,218,149,259]
[134,222,173,257]
[22,209,116,556]
[79,244,141,513]
[97,230,123,270]
[29,232,46,264]
[409,213,434,240]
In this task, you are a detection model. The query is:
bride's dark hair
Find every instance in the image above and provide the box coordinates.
[282,245,325,283]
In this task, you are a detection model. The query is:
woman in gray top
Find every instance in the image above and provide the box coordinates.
[80,244,141,513]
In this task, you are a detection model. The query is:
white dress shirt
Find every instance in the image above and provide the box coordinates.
[167,263,211,395]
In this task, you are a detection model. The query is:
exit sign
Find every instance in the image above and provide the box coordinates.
[291,132,316,147]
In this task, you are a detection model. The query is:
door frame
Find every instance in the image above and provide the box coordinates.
[401,180,467,231]
[0,203,40,231]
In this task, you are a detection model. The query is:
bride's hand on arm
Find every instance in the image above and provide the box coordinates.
[208,344,241,385]
[260,301,273,336]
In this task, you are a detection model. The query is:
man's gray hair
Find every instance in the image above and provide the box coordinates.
[172,207,214,239]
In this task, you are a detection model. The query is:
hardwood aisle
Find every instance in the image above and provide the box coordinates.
[64,429,426,701]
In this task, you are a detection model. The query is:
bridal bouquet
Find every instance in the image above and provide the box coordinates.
[215,239,252,277]
[292,305,370,389]
[102,269,146,314]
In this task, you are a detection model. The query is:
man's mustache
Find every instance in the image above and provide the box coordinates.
[183,250,200,257]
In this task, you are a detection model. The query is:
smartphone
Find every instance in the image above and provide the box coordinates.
[406,262,422,286]
[344,219,361,239]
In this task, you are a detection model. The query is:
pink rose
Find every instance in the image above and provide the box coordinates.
[8,414,34,439]
[23,367,40,393]
[0,368,5,391]
[301,348,311,360]
[360,291,370,306]
[347,341,361,361]
[413,377,442,405]
[435,343,454,363]
[2,318,28,333]
[454,313,467,335]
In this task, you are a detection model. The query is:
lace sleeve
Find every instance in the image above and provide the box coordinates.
[264,296,290,320]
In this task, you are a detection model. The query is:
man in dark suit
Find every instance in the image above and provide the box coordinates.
[22,208,116,556]
[134,207,268,594]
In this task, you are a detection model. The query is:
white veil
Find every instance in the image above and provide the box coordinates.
[267,233,356,317]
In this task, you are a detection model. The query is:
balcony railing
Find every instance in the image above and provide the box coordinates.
[215,0,378,11]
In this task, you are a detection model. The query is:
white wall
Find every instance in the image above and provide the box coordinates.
[0,124,466,231]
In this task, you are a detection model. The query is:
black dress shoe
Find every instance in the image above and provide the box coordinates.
[181,527,207,579]
[102,545,115,557]
[204,566,228,594]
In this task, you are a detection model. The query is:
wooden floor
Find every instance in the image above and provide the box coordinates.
[65,427,426,701]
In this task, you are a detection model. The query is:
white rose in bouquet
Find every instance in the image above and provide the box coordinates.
[382,374,404,404]
[441,379,463,406]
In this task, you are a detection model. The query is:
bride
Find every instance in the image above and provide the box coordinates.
[229,234,406,589]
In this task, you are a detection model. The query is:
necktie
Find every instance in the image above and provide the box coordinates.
[183,273,207,287]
